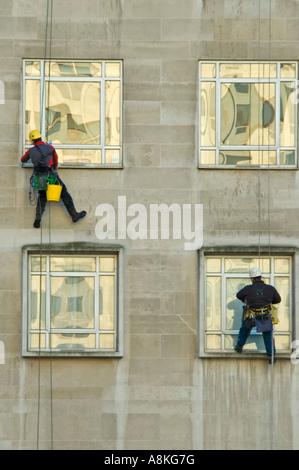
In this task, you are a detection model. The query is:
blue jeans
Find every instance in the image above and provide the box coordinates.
[237,323,276,356]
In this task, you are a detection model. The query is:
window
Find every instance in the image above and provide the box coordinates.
[199,252,292,357]
[199,61,297,167]
[22,248,123,357]
[23,60,122,167]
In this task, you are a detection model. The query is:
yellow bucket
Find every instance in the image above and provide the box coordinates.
[46,184,62,202]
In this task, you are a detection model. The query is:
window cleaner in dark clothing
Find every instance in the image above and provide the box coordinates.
[234,267,281,363]
[21,130,86,228]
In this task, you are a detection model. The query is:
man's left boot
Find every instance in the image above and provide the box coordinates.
[66,205,87,223]
[268,355,277,364]
[234,344,243,353]
[71,210,87,223]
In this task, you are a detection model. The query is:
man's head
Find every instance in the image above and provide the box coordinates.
[29,129,42,143]
[250,267,262,282]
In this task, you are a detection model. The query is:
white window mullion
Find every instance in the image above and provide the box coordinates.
[46,256,51,350]
[95,257,100,349]
[216,63,221,165]
[101,60,106,164]
[40,60,46,140]
[276,63,281,165]
[113,271,117,351]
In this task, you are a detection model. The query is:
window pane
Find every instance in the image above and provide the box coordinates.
[280,150,295,165]
[46,61,102,77]
[225,334,265,351]
[201,63,216,78]
[50,276,95,329]
[99,333,115,349]
[219,150,276,166]
[105,62,120,77]
[206,258,221,273]
[30,275,46,330]
[224,258,270,274]
[274,277,290,332]
[99,257,115,272]
[30,333,46,349]
[46,81,100,145]
[220,62,276,78]
[25,61,40,76]
[224,334,237,350]
[50,257,96,272]
[105,81,120,146]
[105,149,120,164]
[206,334,221,350]
[31,256,46,272]
[50,333,96,350]
[280,82,295,147]
[206,276,221,331]
[280,63,296,78]
[99,276,115,330]
[274,335,291,350]
[221,83,275,146]
[274,258,290,274]
[201,82,216,146]
[55,148,102,165]
[226,278,247,331]
[25,80,40,145]
[201,150,216,165]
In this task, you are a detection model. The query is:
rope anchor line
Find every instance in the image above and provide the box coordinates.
[36,0,54,452]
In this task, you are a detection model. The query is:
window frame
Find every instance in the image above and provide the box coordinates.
[198,60,298,169]
[198,247,296,359]
[22,59,123,169]
[22,244,123,358]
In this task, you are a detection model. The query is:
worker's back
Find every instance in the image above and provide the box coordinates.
[236,280,281,308]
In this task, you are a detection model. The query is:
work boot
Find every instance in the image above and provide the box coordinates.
[33,219,41,228]
[268,356,276,365]
[71,210,87,223]
[234,344,243,353]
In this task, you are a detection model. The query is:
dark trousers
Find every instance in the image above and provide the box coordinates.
[237,321,276,356]
[35,178,76,222]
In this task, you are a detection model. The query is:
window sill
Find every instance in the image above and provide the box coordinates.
[197,165,298,170]
[199,352,291,359]
[22,350,123,358]
[22,163,124,170]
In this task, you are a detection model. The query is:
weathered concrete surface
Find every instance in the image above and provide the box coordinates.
[0,0,298,449]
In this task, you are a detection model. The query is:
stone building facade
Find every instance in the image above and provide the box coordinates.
[0,0,299,450]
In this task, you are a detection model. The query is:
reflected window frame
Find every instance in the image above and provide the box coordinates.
[22,59,123,168]
[198,61,298,169]
[22,245,123,358]
[198,248,294,358]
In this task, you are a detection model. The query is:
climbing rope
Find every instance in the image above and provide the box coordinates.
[36,0,54,451]
[257,0,275,451]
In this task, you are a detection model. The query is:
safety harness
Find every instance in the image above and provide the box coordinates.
[30,145,58,191]
[242,283,279,332]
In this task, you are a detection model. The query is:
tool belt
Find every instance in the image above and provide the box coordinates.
[242,304,272,330]
[242,304,279,330]
[249,304,271,320]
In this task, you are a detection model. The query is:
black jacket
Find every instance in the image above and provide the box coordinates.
[236,280,281,308]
